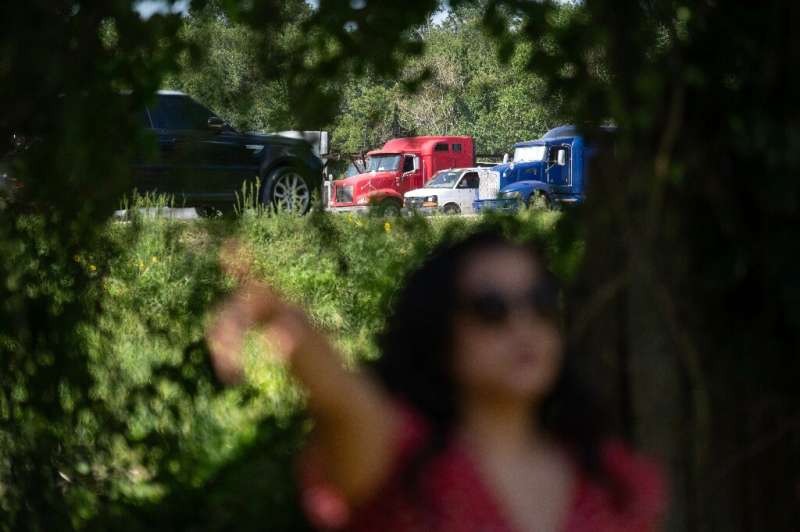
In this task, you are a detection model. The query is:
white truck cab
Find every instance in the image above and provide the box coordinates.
[404,167,498,215]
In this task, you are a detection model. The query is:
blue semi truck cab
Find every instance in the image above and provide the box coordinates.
[474,125,612,212]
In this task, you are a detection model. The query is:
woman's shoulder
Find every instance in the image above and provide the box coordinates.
[571,439,667,531]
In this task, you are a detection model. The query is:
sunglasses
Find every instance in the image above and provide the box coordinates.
[457,283,560,325]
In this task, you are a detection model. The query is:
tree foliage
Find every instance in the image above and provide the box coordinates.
[166,0,311,132]
[331,6,563,156]
[0,2,193,529]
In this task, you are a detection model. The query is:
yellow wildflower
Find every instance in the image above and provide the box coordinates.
[73,255,81,263]
[89,264,97,272]
[151,256,158,263]
[384,221,392,233]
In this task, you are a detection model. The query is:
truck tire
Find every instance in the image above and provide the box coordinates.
[443,203,461,215]
[377,198,401,217]
[263,166,313,215]
[529,191,550,210]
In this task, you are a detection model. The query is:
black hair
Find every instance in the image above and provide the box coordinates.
[372,229,611,483]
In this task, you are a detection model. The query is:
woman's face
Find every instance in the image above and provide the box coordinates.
[451,245,563,405]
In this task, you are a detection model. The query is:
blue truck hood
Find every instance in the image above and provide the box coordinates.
[492,160,545,185]
[502,180,540,193]
[496,178,550,197]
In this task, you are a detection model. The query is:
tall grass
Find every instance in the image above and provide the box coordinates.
[233,178,267,218]
[117,189,181,219]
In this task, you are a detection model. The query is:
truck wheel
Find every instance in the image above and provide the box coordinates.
[443,203,461,215]
[529,191,550,210]
[264,166,312,215]
[377,198,401,217]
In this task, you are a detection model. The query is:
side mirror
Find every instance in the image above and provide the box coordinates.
[207,116,225,130]
[557,149,566,166]
[502,153,509,164]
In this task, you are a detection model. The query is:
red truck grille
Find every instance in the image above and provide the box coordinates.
[335,185,354,204]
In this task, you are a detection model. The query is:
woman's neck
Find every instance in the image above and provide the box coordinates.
[458,395,546,456]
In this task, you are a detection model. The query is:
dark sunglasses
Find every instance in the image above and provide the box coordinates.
[457,283,560,325]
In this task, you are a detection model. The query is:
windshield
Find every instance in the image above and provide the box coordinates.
[512,145,546,162]
[368,155,401,172]
[425,171,461,188]
[345,162,362,178]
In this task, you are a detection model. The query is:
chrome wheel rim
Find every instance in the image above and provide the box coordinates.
[272,171,310,213]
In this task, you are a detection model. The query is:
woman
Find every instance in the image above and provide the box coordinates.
[207,230,665,531]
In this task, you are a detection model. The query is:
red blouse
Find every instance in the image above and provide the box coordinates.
[300,405,666,532]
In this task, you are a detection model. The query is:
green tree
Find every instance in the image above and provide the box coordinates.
[330,5,563,157]
[166,0,312,132]
[330,79,403,154]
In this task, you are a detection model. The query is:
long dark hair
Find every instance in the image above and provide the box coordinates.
[373,229,611,481]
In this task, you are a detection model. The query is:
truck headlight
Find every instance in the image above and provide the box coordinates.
[501,191,522,200]
[422,195,438,207]
[356,196,369,205]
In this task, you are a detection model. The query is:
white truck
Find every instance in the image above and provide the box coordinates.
[403,167,501,215]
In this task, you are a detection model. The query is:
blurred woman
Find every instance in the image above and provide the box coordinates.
[207,230,665,531]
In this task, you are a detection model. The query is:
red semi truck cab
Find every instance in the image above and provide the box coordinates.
[328,136,475,215]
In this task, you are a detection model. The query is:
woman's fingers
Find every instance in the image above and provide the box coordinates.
[207,302,249,384]
[208,239,262,385]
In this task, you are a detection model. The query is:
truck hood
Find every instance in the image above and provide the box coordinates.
[500,180,549,193]
[493,161,545,182]
[493,161,545,173]
[337,171,397,188]
[405,187,447,198]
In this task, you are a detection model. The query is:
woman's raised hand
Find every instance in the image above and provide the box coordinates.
[206,239,314,384]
